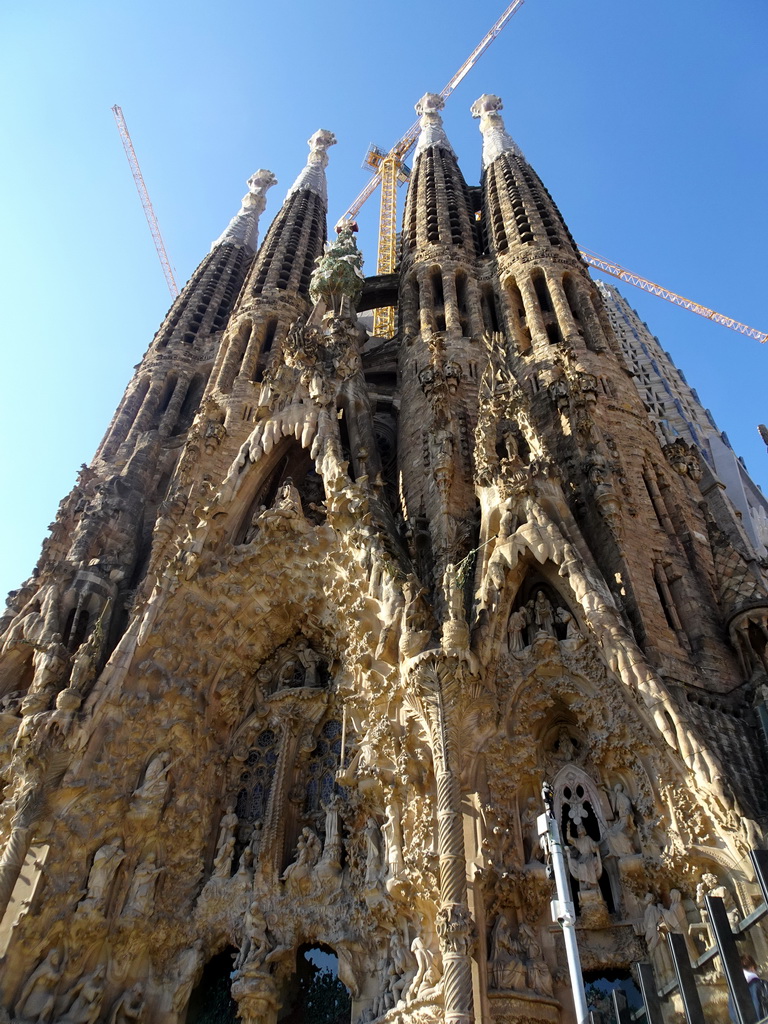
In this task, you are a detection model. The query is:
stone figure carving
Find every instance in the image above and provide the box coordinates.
[364,817,383,885]
[60,965,106,1024]
[507,608,528,652]
[521,796,543,863]
[442,562,465,622]
[555,728,578,762]
[81,841,125,912]
[642,893,664,954]
[408,935,442,1002]
[532,591,555,637]
[382,800,405,879]
[697,871,741,930]
[556,606,580,639]
[567,824,602,890]
[663,888,699,962]
[123,852,163,917]
[170,943,204,1018]
[234,900,270,972]
[388,930,416,1007]
[213,834,236,878]
[31,634,68,694]
[281,827,321,894]
[519,923,554,997]
[489,915,526,991]
[131,752,170,820]
[109,984,145,1024]
[216,801,239,852]
[15,949,65,1024]
[296,639,322,687]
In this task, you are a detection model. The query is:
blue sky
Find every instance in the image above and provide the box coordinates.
[1,0,766,601]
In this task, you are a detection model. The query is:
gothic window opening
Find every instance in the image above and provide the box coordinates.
[455,271,470,336]
[252,318,278,383]
[156,375,178,418]
[185,949,239,1024]
[172,375,205,436]
[532,274,553,314]
[235,728,279,825]
[305,719,344,824]
[481,285,500,333]
[279,944,351,1024]
[560,781,615,915]
[63,607,91,652]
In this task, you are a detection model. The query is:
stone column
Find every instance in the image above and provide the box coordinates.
[423,665,475,1024]
[545,271,580,344]
[158,373,191,437]
[516,274,547,349]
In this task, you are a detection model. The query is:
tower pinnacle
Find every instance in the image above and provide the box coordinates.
[471,92,523,166]
[285,129,337,206]
[211,169,278,252]
[413,92,455,158]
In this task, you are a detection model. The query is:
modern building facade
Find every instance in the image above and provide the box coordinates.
[0,93,766,1024]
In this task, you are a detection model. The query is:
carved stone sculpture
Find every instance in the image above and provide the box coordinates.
[60,965,106,1024]
[123,853,163,917]
[80,841,125,912]
[15,950,64,1024]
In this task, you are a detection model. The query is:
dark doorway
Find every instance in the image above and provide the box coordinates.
[185,949,238,1024]
[279,944,350,1024]
[583,970,642,1024]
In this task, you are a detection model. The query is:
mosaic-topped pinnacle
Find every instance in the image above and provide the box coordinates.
[211,169,278,253]
[471,94,524,167]
[285,129,337,207]
[414,92,456,159]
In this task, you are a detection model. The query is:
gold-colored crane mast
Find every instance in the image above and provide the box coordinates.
[112,105,180,300]
[579,247,767,343]
[342,0,527,336]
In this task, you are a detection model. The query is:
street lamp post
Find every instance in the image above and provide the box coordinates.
[538,782,590,1024]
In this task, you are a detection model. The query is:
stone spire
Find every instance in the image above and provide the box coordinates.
[471,93,524,167]
[285,129,337,207]
[413,92,455,159]
[211,169,278,253]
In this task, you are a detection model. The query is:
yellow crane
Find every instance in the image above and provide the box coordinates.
[341,0,527,336]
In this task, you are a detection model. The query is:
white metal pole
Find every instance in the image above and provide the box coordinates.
[538,783,590,1024]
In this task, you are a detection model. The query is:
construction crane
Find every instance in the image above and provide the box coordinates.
[579,247,767,343]
[341,0,526,336]
[112,105,179,300]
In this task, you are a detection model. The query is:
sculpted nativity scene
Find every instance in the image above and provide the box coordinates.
[1,92,768,1024]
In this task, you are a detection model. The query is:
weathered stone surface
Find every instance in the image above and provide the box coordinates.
[0,94,766,1024]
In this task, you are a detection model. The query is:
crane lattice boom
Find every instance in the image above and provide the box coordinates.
[579,247,767,344]
[340,0,526,228]
[112,105,179,300]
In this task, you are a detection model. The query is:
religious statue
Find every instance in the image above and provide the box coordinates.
[519,923,553,997]
[296,639,322,687]
[31,633,69,695]
[567,824,602,891]
[15,950,65,1024]
[382,800,405,879]
[123,852,164,917]
[216,801,239,852]
[532,591,555,636]
[234,900,270,972]
[364,817,383,885]
[131,752,170,820]
[663,889,699,962]
[109,984,145,1024]
[507,608,528,653]
[521,796,542,863]
[488,915,526,991]
[212,834,236,878]
[556,606,580,639]
[81,841,125,912]
[388,930,416,1008]
[442,562,465,622]
[408,935,442,1002]
[281,827,321,895]
[60,965,106,1024]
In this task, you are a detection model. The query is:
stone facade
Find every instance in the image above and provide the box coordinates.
[0,94,767,1024]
